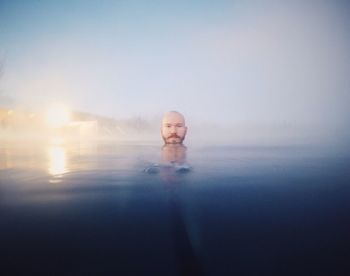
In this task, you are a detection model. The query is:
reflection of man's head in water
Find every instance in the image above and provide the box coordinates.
[161,111,187,145]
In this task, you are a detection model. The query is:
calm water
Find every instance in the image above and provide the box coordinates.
[0,141,349,275]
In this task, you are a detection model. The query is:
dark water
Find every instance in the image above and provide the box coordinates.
[0,141,349,275]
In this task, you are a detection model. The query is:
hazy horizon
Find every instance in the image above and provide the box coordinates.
[1,0,350,147]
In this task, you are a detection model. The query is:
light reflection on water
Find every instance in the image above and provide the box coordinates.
[0,140,349,186]
[48,145,68,183]
[0,140,143,174]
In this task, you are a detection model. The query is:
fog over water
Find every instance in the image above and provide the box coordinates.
[0,0,350,149]
[1,3,350,274]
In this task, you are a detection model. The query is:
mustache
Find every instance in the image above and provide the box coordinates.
[167,134,181,139]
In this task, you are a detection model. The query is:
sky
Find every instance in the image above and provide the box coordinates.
[0,0,350,140]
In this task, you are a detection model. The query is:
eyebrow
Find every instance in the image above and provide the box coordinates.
[163,123,184,126]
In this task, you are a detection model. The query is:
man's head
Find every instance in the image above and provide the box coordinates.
[161,111,187,144]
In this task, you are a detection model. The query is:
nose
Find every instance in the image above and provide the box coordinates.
[170,126,176,133]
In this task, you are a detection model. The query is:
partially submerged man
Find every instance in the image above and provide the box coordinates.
[144,111,190,173]
[160,111,190,170]
[160,112,201,275]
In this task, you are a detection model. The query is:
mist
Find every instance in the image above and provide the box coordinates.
[1,0,350,148]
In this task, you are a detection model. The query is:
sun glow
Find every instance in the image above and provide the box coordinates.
[46,104,71,128]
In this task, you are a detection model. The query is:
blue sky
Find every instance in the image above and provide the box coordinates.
[1,0,350,131]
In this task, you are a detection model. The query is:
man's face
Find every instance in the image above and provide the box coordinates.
[161,112,187,144]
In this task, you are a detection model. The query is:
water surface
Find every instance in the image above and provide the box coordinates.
[0,141,349,275]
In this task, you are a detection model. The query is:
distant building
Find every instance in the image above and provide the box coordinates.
[0,107,125,139]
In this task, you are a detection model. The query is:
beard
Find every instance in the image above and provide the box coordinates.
[162,133,184,144]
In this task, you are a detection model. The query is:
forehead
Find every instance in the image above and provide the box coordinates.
[162,112,185,125]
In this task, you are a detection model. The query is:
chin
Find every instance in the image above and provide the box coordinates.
[167,139,181,144]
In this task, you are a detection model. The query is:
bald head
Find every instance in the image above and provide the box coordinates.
[161,111,187,144]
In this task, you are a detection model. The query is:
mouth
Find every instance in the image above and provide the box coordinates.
[168,134,180,139]
[166,135,181,144]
